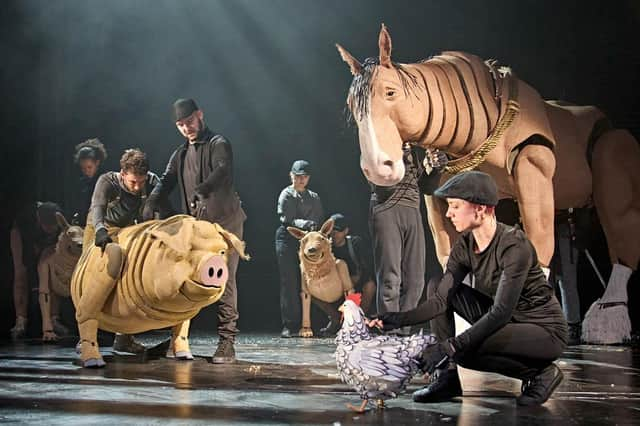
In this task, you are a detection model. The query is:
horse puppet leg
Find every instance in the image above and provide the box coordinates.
[424,194,457,269]
[583,129,640,344]
[75,243,123,367]
[512,143,557,269]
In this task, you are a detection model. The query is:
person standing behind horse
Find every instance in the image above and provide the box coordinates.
[86,148,162,354]
[275,160,324,338]
[368,143,434,335]
[144,98,246,364]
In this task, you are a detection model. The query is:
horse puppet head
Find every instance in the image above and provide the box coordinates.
[337,24,428,186]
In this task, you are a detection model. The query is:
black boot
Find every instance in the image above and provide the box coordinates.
[113,333,146,354]
[517,363,563,406]
[567,323,582,346]
[212,338,236,364]
[319,319,341,337]
[412,367,462,403]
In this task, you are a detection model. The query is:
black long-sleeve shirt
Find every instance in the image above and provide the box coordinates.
[151,127,240,222]
[390,222,568,352]
[89,171,160,230]
[276,186,323,232]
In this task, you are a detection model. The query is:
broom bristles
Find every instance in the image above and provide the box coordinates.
[582,299,631,344]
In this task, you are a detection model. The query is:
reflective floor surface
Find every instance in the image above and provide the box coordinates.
[1,332,638,425]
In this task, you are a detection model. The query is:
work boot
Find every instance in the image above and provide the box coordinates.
[112,333,146,354]
[567,323,582,346]
[517,363,563,406]
[212,338,236,364]
[413,367,462,403]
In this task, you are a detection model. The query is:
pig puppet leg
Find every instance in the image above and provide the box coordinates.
[167,319,194,360]
[76,244,123,368]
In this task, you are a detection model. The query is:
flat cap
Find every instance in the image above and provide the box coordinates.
[434,171,498,206]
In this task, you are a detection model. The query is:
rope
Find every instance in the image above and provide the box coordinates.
[444,77,519,174]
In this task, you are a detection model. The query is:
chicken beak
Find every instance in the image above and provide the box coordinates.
[338,304,344,313]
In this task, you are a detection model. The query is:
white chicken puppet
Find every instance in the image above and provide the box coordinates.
[335,293,438,412]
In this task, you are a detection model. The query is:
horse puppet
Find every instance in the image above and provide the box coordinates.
[336,24,640,344]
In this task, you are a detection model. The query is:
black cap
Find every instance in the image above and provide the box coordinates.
[434,171,498,206]
[290,160,311,175]
[172,98,199,122]
[329,213,348,232]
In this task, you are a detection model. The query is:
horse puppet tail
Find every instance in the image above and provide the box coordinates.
[583,127,640,344]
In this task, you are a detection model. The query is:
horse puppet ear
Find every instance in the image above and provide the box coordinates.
[336,43,363,76]
[378,23,392,68]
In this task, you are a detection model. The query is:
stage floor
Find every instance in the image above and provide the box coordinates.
[1,332,638,425]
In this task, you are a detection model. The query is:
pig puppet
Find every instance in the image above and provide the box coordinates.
[71,215,248,368]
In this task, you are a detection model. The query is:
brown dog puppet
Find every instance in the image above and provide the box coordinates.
[288,218,354,337]
[71,214,249,367]
[38,212,84,342]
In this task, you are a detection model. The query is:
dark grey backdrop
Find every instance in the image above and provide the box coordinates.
[1,0,638,335]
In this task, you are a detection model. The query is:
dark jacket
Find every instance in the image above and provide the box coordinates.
[150,128,242,223]
[89,171,161,230]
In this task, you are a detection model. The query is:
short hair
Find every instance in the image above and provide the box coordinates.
[74,138,107,163]
[119,148,149,175]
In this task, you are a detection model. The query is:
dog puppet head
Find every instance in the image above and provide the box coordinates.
[287,218,335,264]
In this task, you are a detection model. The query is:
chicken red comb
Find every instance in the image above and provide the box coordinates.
[345,293,362,306]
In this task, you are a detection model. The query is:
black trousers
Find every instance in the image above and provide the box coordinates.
[428,279,566,380]
[369,203,425,334]
[275,227,301,330]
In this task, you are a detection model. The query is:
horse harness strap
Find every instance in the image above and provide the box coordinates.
[443,76,520,175]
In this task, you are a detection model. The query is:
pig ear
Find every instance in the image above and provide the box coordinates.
[287,226,306,240]
[55,212,70,231]
[147,217,193,255]
[319,218,334,236]
[213,223,250,260]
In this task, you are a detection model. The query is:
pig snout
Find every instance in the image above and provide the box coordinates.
[197,255,228,288]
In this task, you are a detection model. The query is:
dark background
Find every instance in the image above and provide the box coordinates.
[1,0,639,337]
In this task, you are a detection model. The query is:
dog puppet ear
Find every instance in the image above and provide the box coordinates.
[287,226,306,240]
[55,212,70,231]
[319,218,334,236]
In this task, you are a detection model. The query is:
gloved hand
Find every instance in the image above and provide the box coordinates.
[419,339,457,374]
[142,200,157,221]
[190,192,207,219]
[370,312,404,331]
[94,228,112,252]
[423,148,449,173]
